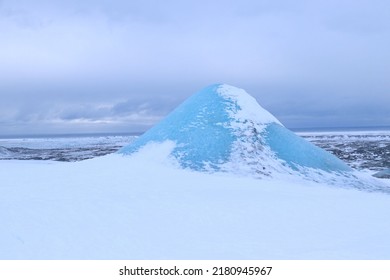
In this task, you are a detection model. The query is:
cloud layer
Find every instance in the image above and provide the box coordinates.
[1,0,389,135]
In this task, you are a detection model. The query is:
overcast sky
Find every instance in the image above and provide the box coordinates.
[1,0,389,135]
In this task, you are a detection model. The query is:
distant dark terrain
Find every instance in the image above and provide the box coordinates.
[299,132,390,171]
[1,132,389,172]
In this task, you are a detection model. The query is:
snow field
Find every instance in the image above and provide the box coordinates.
[1,148,390,259]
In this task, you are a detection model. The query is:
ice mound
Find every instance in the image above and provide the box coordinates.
[373,169,390,179]
[120,84,352,178]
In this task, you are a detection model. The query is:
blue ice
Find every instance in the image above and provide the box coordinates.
[120,84,352,173]
[119,84,237,170]
[263,123,351,172]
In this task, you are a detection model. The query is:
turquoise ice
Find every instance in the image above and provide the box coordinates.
[263,123,351,172]
[120,84,352,173]
[120,84,236,170]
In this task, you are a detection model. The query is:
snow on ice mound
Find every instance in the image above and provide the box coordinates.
[120,84,353,178]
[373,169,390,179]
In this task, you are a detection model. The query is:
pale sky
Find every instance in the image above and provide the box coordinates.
[1,0,389,135]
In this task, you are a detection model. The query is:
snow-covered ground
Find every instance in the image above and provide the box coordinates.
[1,146,390,260]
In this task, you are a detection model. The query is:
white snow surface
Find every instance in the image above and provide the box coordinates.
[1,146,390,260]
[217,84,282,126]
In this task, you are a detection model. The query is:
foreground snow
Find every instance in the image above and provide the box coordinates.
[1,146,390,259]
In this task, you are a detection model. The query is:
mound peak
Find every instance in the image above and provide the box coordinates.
[120,84,351,177]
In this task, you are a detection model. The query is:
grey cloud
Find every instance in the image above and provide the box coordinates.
[0,0,389,135]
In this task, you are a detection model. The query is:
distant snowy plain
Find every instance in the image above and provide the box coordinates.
[1,142,390,259]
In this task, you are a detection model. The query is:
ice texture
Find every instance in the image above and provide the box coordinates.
[264,123,351,172]
[120,84,236,170]
[120,84,351,174]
